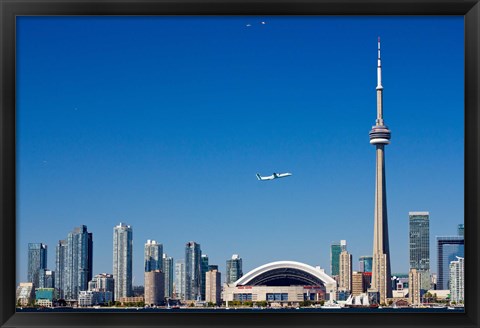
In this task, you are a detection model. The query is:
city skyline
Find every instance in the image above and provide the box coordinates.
[17,16,463,286]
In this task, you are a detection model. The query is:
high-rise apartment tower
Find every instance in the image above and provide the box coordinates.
[144,240,163,272]
[174,259,186,300]
[27,243,47,288]
[55,225,93,300]
[163,254,174,298]
[185,241,202,301]
[113,222,133,300]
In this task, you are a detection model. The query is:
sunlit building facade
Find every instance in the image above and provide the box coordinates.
[224,261,337,305]
[339,250,352,292]
[449,256,464,303]
[88,273,115,299]
[113,223,133,300]
[144,270,165,306]
[205,269,222,305]
[174,259,185,300]
[408,269,421,305]
[16,282,35,306]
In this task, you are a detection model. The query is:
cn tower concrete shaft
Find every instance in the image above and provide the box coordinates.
[368,38,392,304]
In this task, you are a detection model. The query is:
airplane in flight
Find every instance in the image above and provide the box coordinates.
[256,172,292,181]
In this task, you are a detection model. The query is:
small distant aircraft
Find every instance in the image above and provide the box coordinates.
[256,172,292,181]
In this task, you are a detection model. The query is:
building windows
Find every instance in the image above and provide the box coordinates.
[266,293,288,301]
[233,293,252,301]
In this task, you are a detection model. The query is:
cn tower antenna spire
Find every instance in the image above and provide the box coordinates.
[377,37,382,91]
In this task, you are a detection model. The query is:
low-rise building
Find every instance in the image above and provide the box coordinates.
[16,282,35,306]
[119,296,144,305]
[78,290,113,307]
[35,288,56,307]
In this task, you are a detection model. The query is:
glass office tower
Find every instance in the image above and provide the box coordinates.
[409,212,430,290]
[409,212,430,271]
[436,236,464,290]
[174,259,186,300]
[185,241,201,301]
[144,240,163,272]
[201,254,209,301]
[330,240,346,276]
[358,256,373,273]
[28,243,47,288]
[163,254,174,298]
[226,254,243,284]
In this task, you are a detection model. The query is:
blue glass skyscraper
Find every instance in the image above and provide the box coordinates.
[330,240,346,276]
[358,256,373,273]
[201,254,209,301]
[185,241,201,301]
[144,240,162,272]
[55,225,93,300]
[28,243,47,288]
[226,254,243,284]
[436,236,464,290]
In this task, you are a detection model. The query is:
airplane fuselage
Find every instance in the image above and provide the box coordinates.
[256,172,292,181]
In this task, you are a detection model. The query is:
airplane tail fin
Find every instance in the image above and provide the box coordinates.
[256,173,261,180]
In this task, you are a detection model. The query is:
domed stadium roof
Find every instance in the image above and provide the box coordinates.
[234,261,335,287]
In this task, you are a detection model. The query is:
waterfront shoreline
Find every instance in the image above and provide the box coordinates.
[16,307,464,313]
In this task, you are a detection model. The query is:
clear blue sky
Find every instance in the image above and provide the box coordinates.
[16,16,464,286]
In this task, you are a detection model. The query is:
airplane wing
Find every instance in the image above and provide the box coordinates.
[257,173,292,180]
[256,173,274,180]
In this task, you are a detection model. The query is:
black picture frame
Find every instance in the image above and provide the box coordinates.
[1,0,478,327]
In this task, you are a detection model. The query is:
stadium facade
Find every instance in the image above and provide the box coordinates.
[223,261,337,305]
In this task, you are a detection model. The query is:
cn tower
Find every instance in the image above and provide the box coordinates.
[369,37,392,304]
